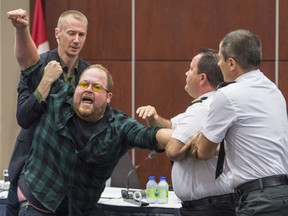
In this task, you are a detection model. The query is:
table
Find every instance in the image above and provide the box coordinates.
[0,187,181,216]
[97,187,181,215]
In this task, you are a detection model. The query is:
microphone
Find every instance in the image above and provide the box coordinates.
[121,151,157,206]
[126,151,156,190]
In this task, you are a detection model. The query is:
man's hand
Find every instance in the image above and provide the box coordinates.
[180,132,201,159]
[7,8,38,70]
[7,9,29,29]
[136,105,159,120]
[43,61,63,85]
[37,61,63,101]
[181,132,219,160]
[136,105,161,127]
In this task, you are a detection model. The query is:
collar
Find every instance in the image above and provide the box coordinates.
[59,57,79,74]
[191,96,208,105]
[216,81,236,90]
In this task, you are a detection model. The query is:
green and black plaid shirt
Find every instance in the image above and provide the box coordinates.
[20,60,162,215]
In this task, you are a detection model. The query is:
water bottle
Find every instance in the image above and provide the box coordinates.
[146,176,158,203]
[157,176,169,204]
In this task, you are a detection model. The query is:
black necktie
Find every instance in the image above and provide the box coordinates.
[215,81,236,179]
[215,140,225,179]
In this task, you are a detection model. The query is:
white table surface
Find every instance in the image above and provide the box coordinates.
[0,186,182,208]
[98,187,182,208]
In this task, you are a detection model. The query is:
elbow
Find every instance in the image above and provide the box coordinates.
[165,139,186,162]
[17,112,31,129]
[17,120,30,129]
[166,151,176,161]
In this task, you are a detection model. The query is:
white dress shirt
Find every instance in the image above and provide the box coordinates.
[203,70,288,189]
[171,91,233,201]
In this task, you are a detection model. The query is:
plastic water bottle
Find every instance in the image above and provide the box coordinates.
[146,176,158,203]
[157,176,169,204]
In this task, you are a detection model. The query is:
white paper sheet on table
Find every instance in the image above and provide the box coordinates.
[98,187,182,208]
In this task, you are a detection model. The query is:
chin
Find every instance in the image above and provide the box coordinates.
[79,109,93,117]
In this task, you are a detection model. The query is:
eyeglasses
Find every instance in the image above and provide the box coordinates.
[78,80,109,93]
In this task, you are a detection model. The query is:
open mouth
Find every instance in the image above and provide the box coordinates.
[70,46,80,52]
[81,95,93,104]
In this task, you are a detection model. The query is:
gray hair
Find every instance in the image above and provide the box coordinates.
[220,29,262,71]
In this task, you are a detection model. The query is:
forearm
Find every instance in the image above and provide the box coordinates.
[36,79,53,100]
[35,61,63,100]
[165,138,186,162]
[17,61,48,128]
[17,80,45,128]
[7,9,39,69]
[196,133,217,159]
[155,128,173,149]
[148,116,172,128]
[15,26,39,70]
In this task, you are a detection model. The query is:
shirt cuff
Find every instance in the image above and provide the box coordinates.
[34,88,45,104]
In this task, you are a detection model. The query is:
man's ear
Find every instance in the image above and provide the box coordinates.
[107,92,113,103]
[199,73,208,86]
[228,57,237,71]
[55,28,59,41]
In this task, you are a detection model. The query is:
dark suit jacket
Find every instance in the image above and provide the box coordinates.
[8,49,90,183]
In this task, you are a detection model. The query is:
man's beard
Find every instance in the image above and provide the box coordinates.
[73,102,106,122]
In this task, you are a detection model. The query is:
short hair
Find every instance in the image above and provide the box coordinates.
[220,29,262,71]
[197,48,224,89]
[57,10,88,30]
[81,64,113,92]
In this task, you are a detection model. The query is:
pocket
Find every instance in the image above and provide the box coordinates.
[236,193,255,215]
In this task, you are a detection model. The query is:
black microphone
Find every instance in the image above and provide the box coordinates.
[121,151,156,206]
[126,151,156,190]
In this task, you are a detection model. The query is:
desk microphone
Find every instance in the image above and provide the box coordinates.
[126,151,156,190]
[122,151,156,206]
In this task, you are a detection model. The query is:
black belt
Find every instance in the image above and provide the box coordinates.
[235,174,288,197]
[19,200,54,214]
[182,193,237,208]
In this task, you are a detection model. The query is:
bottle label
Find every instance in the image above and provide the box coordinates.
[158,189,168,198]
[147,188,157,198]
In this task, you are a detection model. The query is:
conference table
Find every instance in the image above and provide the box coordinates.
[0,187,182,215]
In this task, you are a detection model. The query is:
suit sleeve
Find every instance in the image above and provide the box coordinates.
[16,61,46,128]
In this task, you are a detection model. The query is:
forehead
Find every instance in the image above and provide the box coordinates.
[190,54,202,67]
[80,68,107,83]
[60,16,87,31]
[218,42,223,52]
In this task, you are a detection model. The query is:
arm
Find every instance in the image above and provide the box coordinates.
[165,138,186,161]
[155,128,173,149]
[7,9,63,127]
[180,132,219,160]
[7,9,39,70]
[136,105,172,128]
[17,61,63,128]
[17,78,45,128]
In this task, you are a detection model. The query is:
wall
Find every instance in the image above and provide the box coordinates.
[0,0,29,177]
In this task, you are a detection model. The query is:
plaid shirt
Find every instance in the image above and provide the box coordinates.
[20,60,162,215]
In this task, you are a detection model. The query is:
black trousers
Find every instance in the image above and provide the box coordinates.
[180,193,237,216]
[6,182,19,216]
[236,185,288,216]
